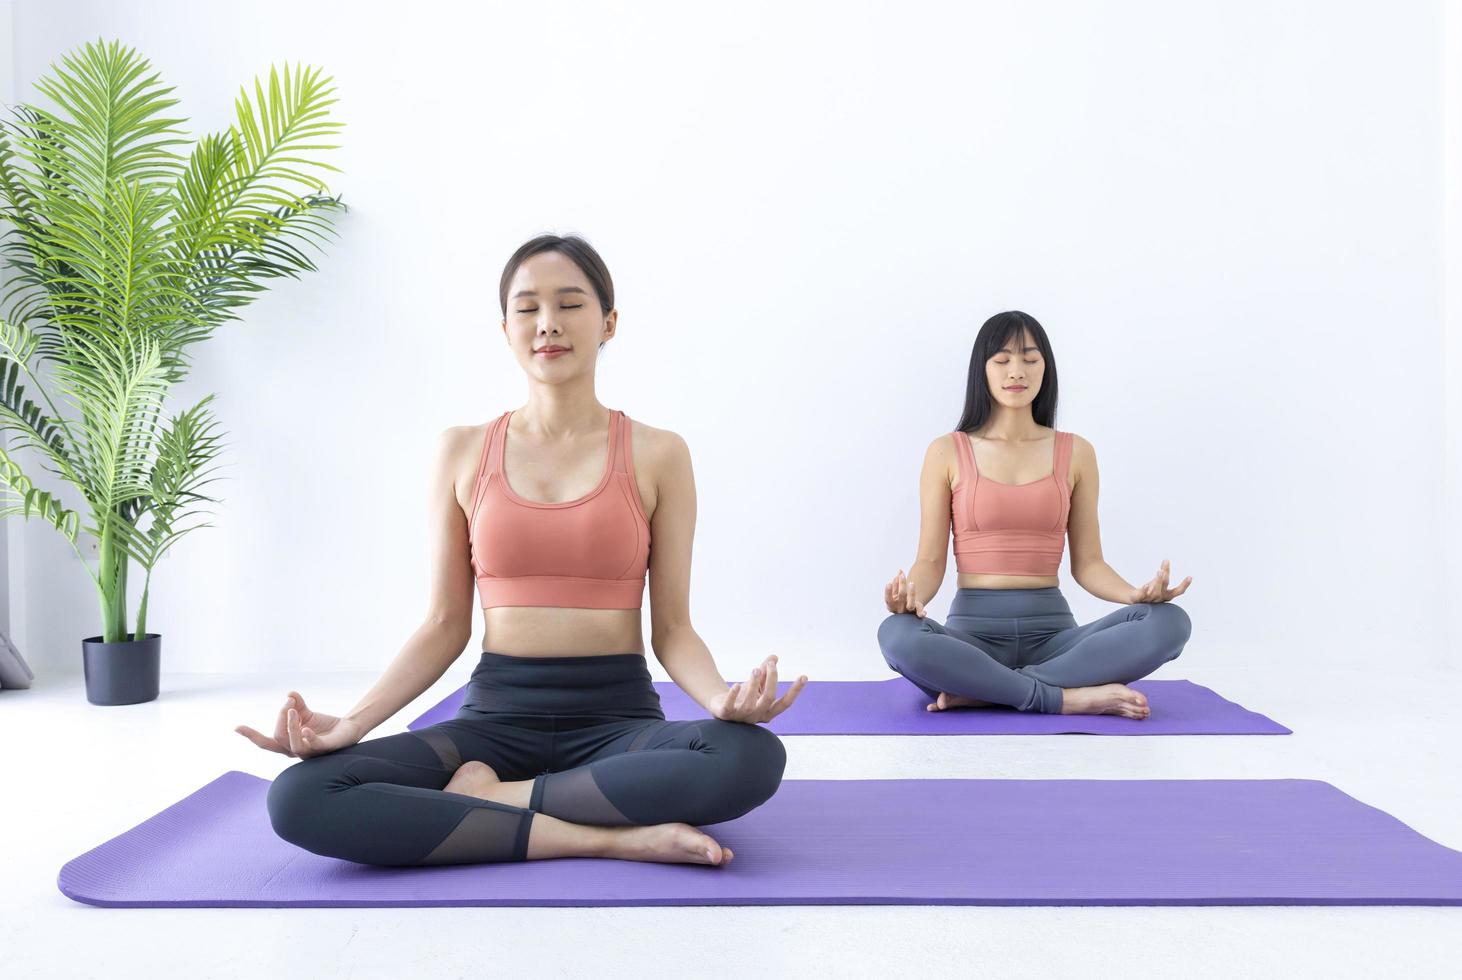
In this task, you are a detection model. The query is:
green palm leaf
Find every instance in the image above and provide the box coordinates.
[107,393,228,569]
[0,38,345,642]
[173,62,345,332]
[25,37,188,196]
[0,444,81,541]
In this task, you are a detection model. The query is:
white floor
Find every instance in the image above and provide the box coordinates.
[5,659,1462,980]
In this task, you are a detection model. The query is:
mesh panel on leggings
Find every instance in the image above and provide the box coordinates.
[537,766,632,826]
[416,804,532,865]
[411,728,462,772]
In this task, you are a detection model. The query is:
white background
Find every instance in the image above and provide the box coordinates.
[6,5,1462,978]
[4,0,1460,683]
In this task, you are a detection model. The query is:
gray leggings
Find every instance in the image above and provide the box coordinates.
[878,587,1192,713]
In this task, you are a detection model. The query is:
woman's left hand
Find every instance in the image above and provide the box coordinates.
[1129,558,1192,604]
[709,654,808,724]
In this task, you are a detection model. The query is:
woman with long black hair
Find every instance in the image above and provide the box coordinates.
[877,311,1192,717]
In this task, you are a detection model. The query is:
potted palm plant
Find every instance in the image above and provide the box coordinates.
[0,38,347,704]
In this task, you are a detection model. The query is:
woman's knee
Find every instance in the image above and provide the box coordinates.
[704,721,786,817]
[265,757,338,849]
[878,611,926,662]
[1137,602,1191,662]
[729,720,787,787]
[1149,602,1192,642]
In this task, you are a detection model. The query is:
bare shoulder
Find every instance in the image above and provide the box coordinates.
[440,422,489,463]
[442,422,485,444]
[439,423,490,509]
[922,433,959,490]
[925,431,958,460]
[626,416,690,467]
[1065,431,1096,485]
[927,430,960,470]
[1066,431,1095,459]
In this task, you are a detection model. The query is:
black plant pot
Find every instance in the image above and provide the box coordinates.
[82,632,161,705]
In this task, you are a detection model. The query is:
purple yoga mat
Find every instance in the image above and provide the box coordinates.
[407,678,1289,735]
[58,773,1462,907]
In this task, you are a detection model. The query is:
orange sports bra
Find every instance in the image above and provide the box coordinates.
[950,429,1074,577]
[468,409,650,609]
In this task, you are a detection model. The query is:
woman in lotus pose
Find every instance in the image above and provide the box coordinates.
[239,234,806,866]
[878,310,1192,718]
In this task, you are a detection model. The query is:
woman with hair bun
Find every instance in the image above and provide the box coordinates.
[242,234,805,867]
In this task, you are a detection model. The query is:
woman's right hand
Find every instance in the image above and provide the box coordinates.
[234,691,365,759]
[884,569,926,617]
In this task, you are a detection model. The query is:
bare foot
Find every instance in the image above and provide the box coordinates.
[448,764,733,867]
[1059,683,1150,719]
[605,823,734,866]
[926,692,996,711]
[444,760,502,799]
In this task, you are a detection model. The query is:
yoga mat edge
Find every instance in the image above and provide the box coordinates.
[56,772,1462,908]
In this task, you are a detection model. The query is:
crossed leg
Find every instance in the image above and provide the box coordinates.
[266,714,786,867]
[878,602,1191,715]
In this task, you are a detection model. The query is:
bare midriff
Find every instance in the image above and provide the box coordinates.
[479,606,647,657]
[957,572,1059,590]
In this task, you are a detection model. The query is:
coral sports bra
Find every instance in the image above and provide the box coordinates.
[950,429,1074,578]
[468,409,650,609]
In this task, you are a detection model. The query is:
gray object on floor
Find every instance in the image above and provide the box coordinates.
[0,628,34,689]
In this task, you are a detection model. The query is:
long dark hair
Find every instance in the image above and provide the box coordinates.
[955,311,1059,433]
[498,234,615,316]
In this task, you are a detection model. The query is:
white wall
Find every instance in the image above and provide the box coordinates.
[4,0,1454,684]
[1445,0,1462,673]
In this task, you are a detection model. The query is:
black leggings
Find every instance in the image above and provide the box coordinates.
[266,652,787,866]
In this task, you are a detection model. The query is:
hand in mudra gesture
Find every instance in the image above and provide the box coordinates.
[884,569,926,617]
[235,691,365,759]
[1129,559,1192,604]
[709,654,808,724]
